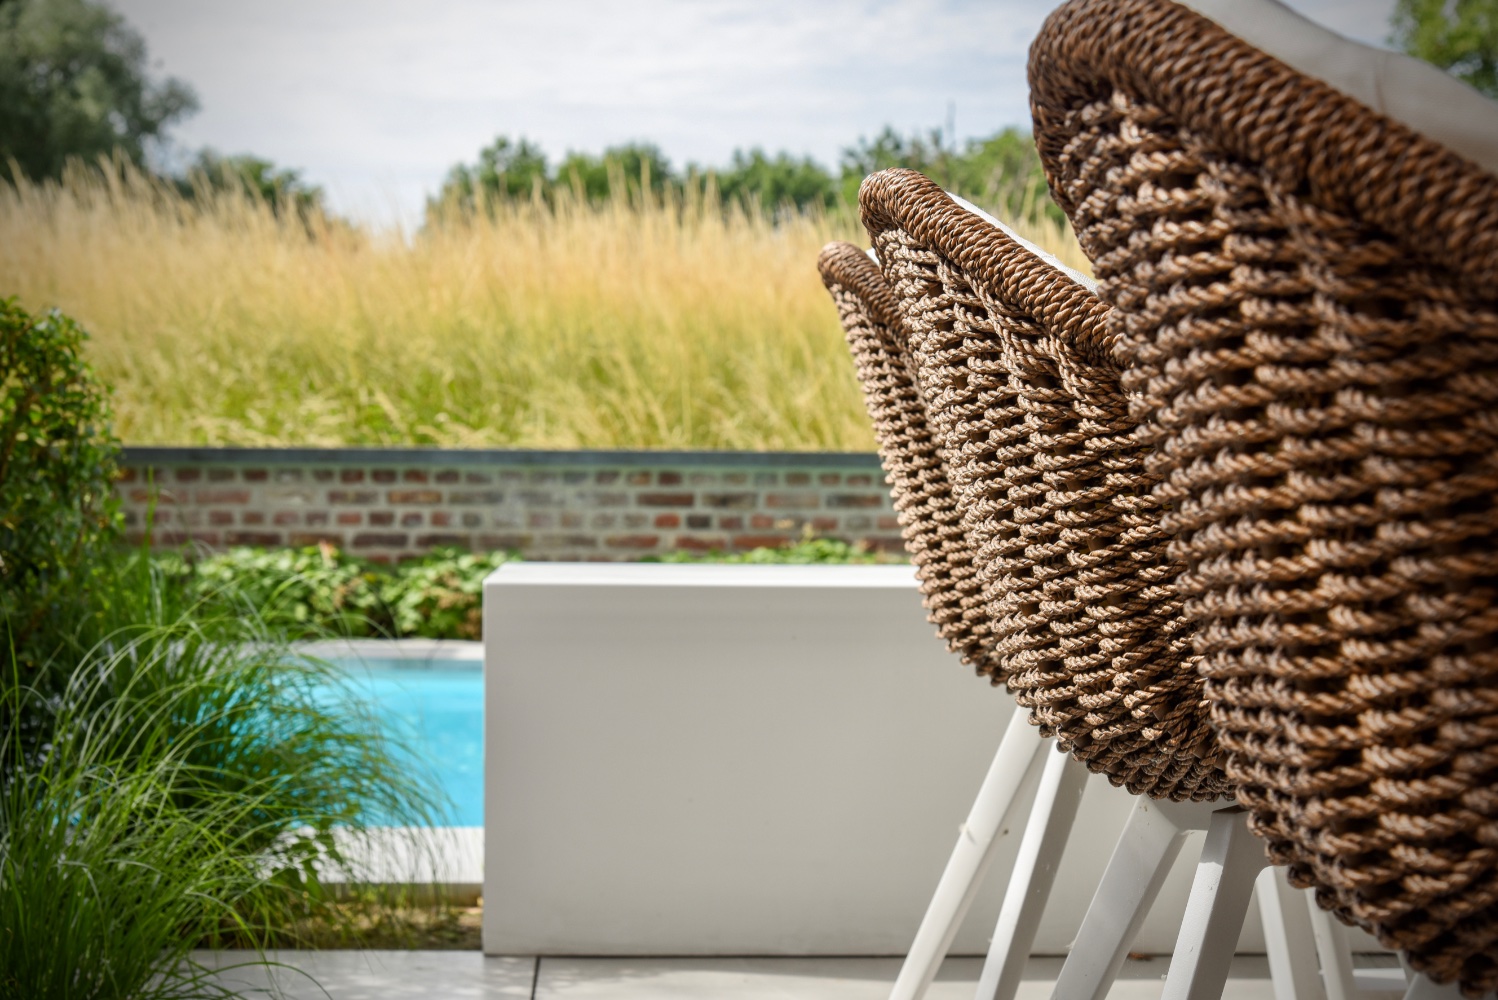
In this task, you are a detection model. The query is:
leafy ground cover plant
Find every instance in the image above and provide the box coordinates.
[174,536,898,640]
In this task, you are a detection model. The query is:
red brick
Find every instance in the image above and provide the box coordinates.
[195,489,250,505]
[372,469,397,484]
[877,516,901,530]
[819,473,841,486]
[174,468,202,483]
[827,493,883,509]
[243,469,269,482]
[340,469,366,483]
[226,531,282,546]
[329,489,377,504]
[528,512,554,529]
[209,511,234,526]
[732,534,791,549]
[606,534,660,548]
[273,511,300,526]
[389,489,442,504]
[657,471,683,486]
[765,492,819,509]
[724,472,748,485]
[595,470,621,485]
[402,469,429,483]
[626,471,651,486]
[304,511,329,526]
[435,470,461,484]
[750,514,775,530]
[845,474,873,486]
[560,511,583,529]
[336,512,362,526]
[675,535,727,551]
[117,468,139,483]
[242,511,265,526]
[719,516,744,530]
[637,492,693,507]
[449,490,505,504]
[478,533,530,550]
[400,512,423,527]
[461,512,482,528]
[312,469,334,482]
[811,517,838,532]
[465,472,494,484]
[785,472,811,486]
[130,488,179,504]
[703,492,755,509]
[154,510,174,524]
[654,513,681,529]
[351,532,408,548]
[686,514,712,529]
[431,511,453,527]
[289,532,339,546]
[369,511,395,527]
[208,467,236,482]
[188,531,220,546]
[416,533,469,547]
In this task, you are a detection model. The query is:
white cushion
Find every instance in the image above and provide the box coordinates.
[1181,0,1498,176]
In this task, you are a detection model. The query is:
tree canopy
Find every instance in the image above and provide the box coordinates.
[1391,0,1498,98]
[0,0,198,180]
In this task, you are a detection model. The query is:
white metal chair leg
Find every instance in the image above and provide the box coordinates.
[1049,797,1214,1000]
[1159,807,1270,1000]
[974,747,1089,1000]
[1309,899,1360,1000]
[889,704,1046,1000]
[1258,866,1327,1000]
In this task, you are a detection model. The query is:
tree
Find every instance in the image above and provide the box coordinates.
[176,149,328,221]
[1391,0,1498,98]
[0,0,197,181]
[555,142,674,200]
[431,135,548,215]
[706,148,836,211]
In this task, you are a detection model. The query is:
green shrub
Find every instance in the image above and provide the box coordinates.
[379,548,514,640]
[645,535,891,565]
[0,297,121,650]
[187,541,388,636]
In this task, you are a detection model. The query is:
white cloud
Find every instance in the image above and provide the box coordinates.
[107,0,1398,229]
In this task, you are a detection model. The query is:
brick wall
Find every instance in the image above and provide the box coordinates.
[118,447,904,562]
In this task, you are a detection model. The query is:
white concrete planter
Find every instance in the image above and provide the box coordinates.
[480,562,1375,958]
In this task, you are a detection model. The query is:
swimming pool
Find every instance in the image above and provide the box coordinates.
[315,647,484,826]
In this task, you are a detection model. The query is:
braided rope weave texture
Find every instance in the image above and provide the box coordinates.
[853,169,1229,802]
[817,243,999,675]
[1032,0,1498,992]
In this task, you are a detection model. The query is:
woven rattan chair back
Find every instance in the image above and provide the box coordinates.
[1030,1,1498,992]
[849,168,1229,802]
[817,242,999,676]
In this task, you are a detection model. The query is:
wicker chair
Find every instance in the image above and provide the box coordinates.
[821,171,1294,1000]
[817,241,1000,677]
[1030,0,1498,994]
[851,167,1228,804]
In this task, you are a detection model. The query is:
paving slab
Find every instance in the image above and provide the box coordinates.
[531,955,1281,1000]
[193,951,534,999]
[192,952,1290,1000]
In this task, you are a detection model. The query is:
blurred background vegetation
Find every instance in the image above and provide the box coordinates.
[2,0,1494,452]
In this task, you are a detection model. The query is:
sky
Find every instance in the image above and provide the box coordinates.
[107,0,1398,231]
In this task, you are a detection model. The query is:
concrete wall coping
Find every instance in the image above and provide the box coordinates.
[121,446,885,469]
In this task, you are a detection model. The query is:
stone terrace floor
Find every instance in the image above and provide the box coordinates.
[196,952,1289,999]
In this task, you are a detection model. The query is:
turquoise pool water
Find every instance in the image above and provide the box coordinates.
[332,658,484,826]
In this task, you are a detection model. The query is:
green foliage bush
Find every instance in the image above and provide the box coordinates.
[0,297,122,651]
[185,544,515,641]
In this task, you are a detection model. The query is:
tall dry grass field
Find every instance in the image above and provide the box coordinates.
[0,162,1088,450]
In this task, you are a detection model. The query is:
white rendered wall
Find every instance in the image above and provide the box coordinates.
[481,563,1380,957]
